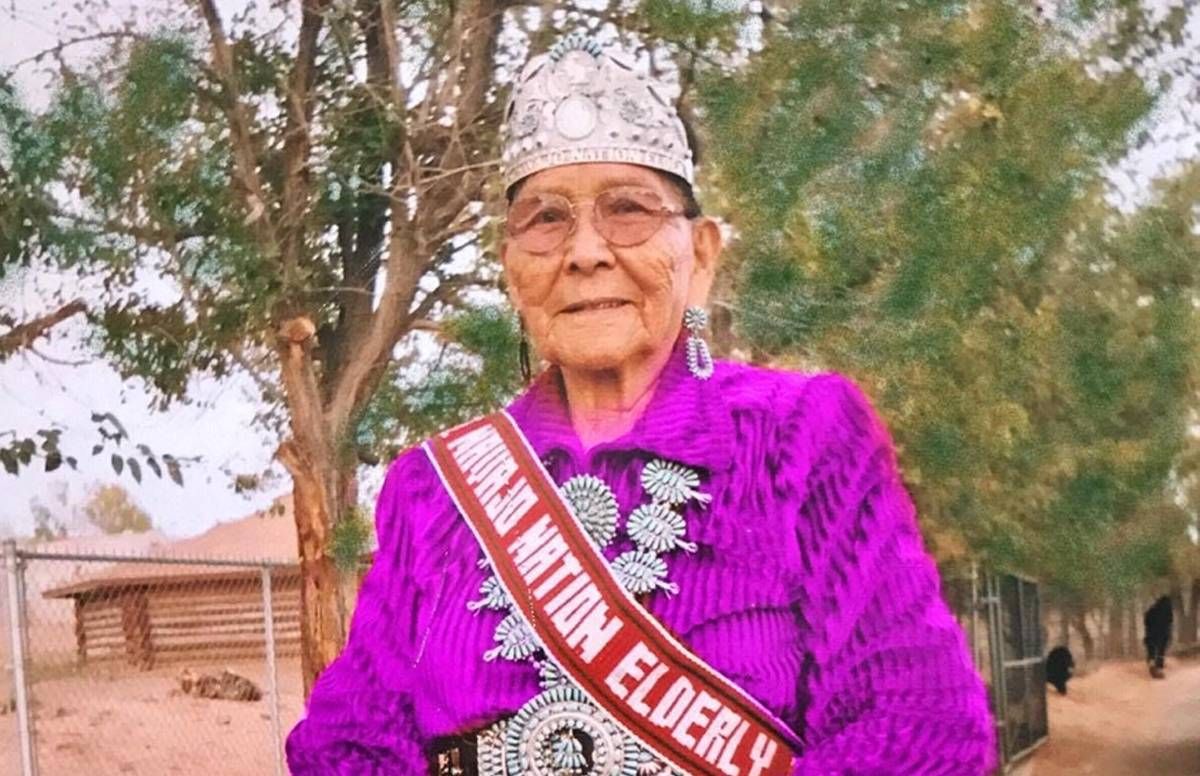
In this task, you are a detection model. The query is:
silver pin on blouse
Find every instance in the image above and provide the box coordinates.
[467,576,511,612]
[561,474,620,548]
[641,459,711,507]
[484,613,541,663]
[627,503,697,554]
[612,550,679,597]
[536,660,568,690]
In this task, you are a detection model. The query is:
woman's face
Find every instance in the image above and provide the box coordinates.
[500,163,721,375]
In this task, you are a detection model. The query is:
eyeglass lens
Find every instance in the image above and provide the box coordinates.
[506,188,671,253]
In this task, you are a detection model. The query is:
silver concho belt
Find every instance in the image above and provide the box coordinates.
[473,684,685,776]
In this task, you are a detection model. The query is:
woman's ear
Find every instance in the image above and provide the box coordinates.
[687,217,723,306]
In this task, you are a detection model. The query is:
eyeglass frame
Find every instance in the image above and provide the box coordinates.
[502,186,695,254]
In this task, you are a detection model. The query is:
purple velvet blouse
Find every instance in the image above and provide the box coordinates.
[286,344,997,774]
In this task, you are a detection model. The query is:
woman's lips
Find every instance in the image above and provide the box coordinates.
[561,298,631,314]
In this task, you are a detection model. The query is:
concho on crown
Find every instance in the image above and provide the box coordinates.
[501,32,695,189]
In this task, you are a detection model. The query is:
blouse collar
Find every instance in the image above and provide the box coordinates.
[507,336,734,473]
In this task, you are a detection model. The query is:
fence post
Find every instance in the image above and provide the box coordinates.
[969,561,980,670]
[4,540,38,776]
[261,565,284,776]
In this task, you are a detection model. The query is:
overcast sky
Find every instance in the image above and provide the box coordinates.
[1,0,1197,540]
[1,0,286,539]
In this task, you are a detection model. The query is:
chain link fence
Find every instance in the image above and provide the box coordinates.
[2,540,306,776]
[943,564,1049,773]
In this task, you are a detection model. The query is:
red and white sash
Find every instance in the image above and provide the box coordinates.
[424,411,800,776]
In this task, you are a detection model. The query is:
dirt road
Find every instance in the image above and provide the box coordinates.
[1017,658,1200,776]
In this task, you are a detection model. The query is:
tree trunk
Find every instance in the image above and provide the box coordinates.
[281,448,347,697]
[274,320,360,697]
[1073,609,1095,662]
[1184,578,1200,646]
[1170,584,1186,651]
[1106,599,1125,659]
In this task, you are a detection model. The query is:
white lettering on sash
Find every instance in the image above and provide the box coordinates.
[550,581,602,634]
[448,427,503,473]
[606,642,658,699]
[747,733,779,776]
[671,690,722,749]
[532,553,582,599]
[648,677,696,729]
[465,443,508,488]
[446,425,497,459]
[628,663,669,716]
[476,455,518,506]
[517,534,570,583]
[441,420,792,774]
[509,516,557,568]
[544,574,591,616]
[696,707,745,770]
[484,480,538,536]
[717,720,750,774]
[565,601,622,662]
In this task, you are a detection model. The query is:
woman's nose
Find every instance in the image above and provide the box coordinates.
[565,207,615,273]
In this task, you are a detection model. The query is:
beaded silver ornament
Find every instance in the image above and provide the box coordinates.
[550,730,589,771]
[468,576,511,612]
[635,750,685,776]
[466,453,710,774]
[484,613,541,663]
[561,474,620,548]
[537,660,569,690]
[626,503,697,555]
[640,459,711,507]
[612,550,679,596]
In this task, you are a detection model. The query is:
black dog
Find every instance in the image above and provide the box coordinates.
[1045,645,1074,695]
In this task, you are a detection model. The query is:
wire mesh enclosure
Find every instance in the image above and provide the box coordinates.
[943,564,1049,773]
[2,541,304,776]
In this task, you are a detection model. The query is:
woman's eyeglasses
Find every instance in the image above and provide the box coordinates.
[505,186,688,254]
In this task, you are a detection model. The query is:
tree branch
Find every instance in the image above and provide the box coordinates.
[278,0,333,300]
[326,0,505,442]
[193,0,279,253]
[0,300,87,360]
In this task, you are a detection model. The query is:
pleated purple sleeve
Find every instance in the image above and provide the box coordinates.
[285,456,428,775]
[789,376,997,775]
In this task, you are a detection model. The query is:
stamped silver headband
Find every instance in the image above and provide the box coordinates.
[500,32,695,189]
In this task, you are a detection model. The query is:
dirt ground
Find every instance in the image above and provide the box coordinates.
[1,658,305,776]
[1014,657,1200,776]
[6,655,1199,774]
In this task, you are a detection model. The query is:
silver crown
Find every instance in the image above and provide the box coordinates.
[501,32,695,189]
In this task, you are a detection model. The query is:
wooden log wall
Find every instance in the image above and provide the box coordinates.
[74,575,302,668]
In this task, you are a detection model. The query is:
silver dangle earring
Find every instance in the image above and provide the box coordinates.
[683,306,714,380]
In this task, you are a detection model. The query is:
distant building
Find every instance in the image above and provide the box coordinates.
[41,499,304,669]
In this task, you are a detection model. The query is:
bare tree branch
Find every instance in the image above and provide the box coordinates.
[278,0,333,298]
[193,0,279,253]
[0,300,87,360]
[325,0,506,439]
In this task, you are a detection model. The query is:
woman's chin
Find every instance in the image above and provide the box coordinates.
[554,346,639,373]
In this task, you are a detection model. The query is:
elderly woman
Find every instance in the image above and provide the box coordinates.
[287,33,996,775]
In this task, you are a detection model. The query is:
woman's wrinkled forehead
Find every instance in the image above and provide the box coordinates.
[508,162,679,203]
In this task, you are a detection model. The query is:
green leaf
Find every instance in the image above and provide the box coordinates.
[111,453,124,475]
[163,455,183,486]
[127,457,142,483]
[44,451,63,472]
